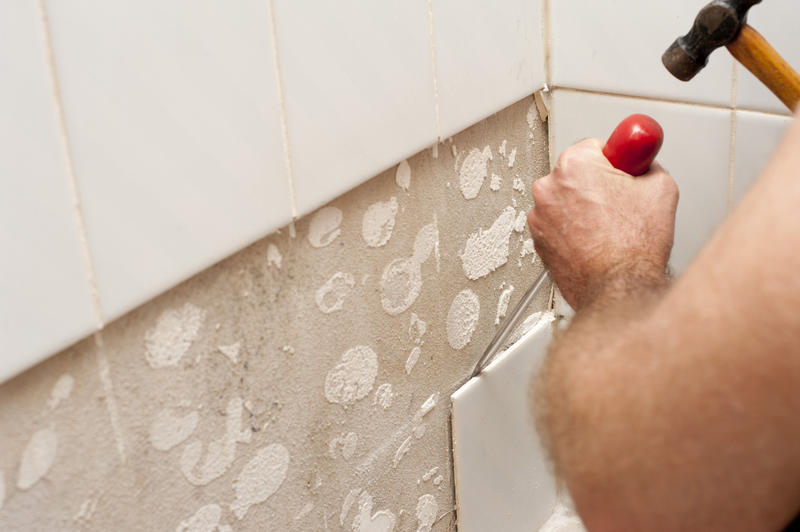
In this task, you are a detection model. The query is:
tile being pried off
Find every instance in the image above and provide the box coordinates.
[451,311,561,531]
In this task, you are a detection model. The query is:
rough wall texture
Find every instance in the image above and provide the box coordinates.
[0,96,550,531]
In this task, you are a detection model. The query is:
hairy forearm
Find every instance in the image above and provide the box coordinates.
[536,117,800,531]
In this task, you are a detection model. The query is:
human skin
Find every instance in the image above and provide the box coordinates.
[528,121,800,531]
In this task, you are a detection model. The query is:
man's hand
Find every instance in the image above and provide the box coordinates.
[527,138,679,309]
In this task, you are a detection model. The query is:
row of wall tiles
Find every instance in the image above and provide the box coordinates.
[550,0,800,115]
[2,0,547,382]
[550,89,791,275]
[1,1,98,379]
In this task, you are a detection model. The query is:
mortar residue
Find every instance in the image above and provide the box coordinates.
[231,443,290,519]
[17,426,57,490]
[395,160,411,191]
[362,198,398,248]
[459,146,492,200]
[308,207,343,248]
[460,207,517,280]
[150,409,199,451]
[446,289,480,350]
[144,303,206,369]
[324,346,378,407]
[415,494,438,532]
[316,272,355,314]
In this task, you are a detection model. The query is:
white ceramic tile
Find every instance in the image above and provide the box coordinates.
[0,1,97,381]
[45,0,292,322]
[733,110,792,205]
[433,0,546,139]
[550,90,730,274]
[274,0,437,217]
[736,0,799,114]
[451,312,557,532]
[551,0,733,107]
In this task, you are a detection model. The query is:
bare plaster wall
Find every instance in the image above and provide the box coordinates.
[0,96,550,531]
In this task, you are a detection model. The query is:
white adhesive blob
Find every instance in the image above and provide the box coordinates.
[150,409,199,451]
[409,313,427,340]
[392,436,413,469]
[422,467,439,482]
[308,206,343,248]
[17,426,57,490]
[495,284,515,325]
[527,103,538,130]
[231,444,290,520]
[47,374,74,410]
[499,140,507,158]
[521,238,536,263]
[508,148,517,168]
[145,303,206,369]
[447,289,480,350]
[380,220,438,316]
[514,210,527,233]
[352,491,396,532]
[266,243,282,269]
[415,494,438,532]
[374,384,393,410]
[341,488,362,526]
[218,342,241,364]
[459,146,493,199]
[513,177,525,193]
[176,504,232,532]
[330,432,358,460]
[489,174,502,191]
[460,207,517,280]
[316,272,355,314]
[395,160,411,191]
[405,346,421,375]
[181,397,251,486]
[324,346,378,407]
[362,197,398,248]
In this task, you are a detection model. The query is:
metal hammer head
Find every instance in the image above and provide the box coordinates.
[663,0,762,81]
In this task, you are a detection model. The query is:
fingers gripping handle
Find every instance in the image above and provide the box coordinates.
[602,114,664,177]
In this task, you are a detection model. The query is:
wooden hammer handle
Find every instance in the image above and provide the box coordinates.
[727,24,800,112]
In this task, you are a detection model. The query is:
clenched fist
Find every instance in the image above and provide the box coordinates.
[527,139,679,310]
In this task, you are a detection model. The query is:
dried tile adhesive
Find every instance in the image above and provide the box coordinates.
[217,342,241,364]
[316,272,355,314]
[416,494,438,532]
[17,426,58,490]
[308,206,343,248]
[459,146,493,199]
[231,443,290,519]
[47,373,73,410]
[149,409,199,451]
[374,383,393,410]
[267,243,282,269]
[352,491,396,532]
[495,284,515,325]
[330,432,358,460]
[380,219,439,315]
[144,303,206,369]
[324,345,378,407]
[362,197,398,248]
[460,207,517,280]
[176,504,232,532]
[395,160,411,191]
[447,289,480,350]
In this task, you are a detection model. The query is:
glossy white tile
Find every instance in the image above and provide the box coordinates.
[0,1,97,381]
[451,312,557,532]
[44,0,292,322]
[733,111,791,205]
[736,0,799,115]
[432,0,546,140]
[273,0,437,217]
[550,0,733,107]
[550,90,730,274]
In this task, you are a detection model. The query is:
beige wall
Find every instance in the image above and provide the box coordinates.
[0,96,551,531]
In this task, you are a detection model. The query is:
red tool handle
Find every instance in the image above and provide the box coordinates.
[602,114,664,176]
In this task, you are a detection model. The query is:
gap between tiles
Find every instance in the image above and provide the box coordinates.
[426,0,442,144]
[267,0,298,220]
[551,85,793,119]
[37,0,105,330]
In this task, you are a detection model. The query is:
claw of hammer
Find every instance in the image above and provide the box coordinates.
[663,0,800,111]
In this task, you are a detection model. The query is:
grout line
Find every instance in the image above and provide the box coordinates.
[267,0,298,219]
[426,0,442,143]
[37,0,105,330]
[551,85,792,119]
[94,332,126,463]
[542,0,553,86]
[728,62,739,211]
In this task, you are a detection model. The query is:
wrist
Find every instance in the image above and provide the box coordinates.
[578,258,669,310]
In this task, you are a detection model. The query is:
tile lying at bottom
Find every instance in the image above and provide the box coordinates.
[733,111,792,206]
[550,90,731,275]
[451,312,560,532]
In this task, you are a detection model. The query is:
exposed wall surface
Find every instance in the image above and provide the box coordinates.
[0,97,550,531]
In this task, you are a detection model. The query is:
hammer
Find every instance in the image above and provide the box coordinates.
[663,0,800,111]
